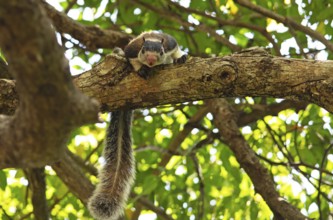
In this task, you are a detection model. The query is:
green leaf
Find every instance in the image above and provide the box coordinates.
[315,5,333,20]
[141,175,158,195]
[0,170,7,191]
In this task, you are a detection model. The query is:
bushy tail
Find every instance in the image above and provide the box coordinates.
[88,110,135,220]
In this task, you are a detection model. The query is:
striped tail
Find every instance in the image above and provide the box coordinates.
[88,110,135,220]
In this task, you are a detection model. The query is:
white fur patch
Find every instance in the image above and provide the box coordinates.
[144,37,161,42]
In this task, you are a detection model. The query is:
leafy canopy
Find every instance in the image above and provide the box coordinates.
[1,0,333,219]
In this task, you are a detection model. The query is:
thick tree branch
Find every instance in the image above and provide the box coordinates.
[1,48,332,117]
[24,168,49,220]
[0,1,99,168]
[0,59,17,115]
[74,49,333,113]
[0,79,17,115]
[41,1,131,50]
[207,98,308,220]
[52,150,95,205]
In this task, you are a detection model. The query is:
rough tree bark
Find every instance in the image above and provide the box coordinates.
[52,149,95,205]
[68,49,333,114]
[1,48,332,114]
[41,1,131,51]
[0,1,99,169]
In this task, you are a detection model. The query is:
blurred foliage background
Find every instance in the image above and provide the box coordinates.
[1,0,333,219]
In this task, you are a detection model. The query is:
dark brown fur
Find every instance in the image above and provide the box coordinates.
[88,111,134,220]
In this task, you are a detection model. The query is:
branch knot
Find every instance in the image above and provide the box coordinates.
[214,62,238,84]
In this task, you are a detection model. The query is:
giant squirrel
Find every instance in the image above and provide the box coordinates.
[88,31,187,220]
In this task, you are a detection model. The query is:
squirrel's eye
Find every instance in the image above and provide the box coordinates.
[141,48,145,54]
[160,50,164,56]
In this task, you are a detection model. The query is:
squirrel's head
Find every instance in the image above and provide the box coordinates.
[138,38,166,67]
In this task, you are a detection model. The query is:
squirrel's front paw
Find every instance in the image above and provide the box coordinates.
[137,65,152,79]
[174,54,187,64]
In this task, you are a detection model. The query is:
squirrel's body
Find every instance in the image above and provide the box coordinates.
[88,31,186,220]
[124,31,187,78]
